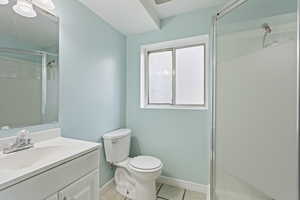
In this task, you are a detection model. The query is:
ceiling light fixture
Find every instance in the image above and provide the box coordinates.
[154,0,172,5]
[0,0,9,5]
[0,0,56,18]
[32,0,55,10]
[13,0,37,18]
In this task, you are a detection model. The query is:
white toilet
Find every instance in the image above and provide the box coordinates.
[103,129,163,200]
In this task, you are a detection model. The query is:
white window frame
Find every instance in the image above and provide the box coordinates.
[140,35,209,110]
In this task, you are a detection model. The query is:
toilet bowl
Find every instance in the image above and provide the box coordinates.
[103,129,163,200]
[115,156,162,200]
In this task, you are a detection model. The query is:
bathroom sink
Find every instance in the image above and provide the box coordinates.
[0,146,65,171]
[0,136,100,190]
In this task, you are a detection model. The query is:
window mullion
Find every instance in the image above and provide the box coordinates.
[146,51,150,105]
[172,48,176,105]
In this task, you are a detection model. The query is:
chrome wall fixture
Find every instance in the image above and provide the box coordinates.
[209,0,300,199]
[0,0,55,18]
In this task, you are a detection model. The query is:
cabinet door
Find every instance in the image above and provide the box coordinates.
[59,170,99,200]
[46,194,58,200]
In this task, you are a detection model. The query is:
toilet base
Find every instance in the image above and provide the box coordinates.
[114,168,135,199]
[115,178,157,200]
[134,180,156,200]
[114,166,161,200]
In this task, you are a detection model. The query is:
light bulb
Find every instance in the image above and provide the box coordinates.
[33,0,54,10]
[13,0,37,18]
[0,0,9,5]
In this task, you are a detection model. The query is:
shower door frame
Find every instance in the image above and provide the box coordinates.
[209,0,300,199]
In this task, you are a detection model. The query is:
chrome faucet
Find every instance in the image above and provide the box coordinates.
[3,130,34,154]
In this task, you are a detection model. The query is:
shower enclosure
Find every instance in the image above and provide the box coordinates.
[210,0,299,200]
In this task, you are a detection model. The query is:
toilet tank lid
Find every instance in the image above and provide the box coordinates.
[103,129,131,140]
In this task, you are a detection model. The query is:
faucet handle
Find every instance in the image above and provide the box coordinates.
[3,129,33,154]
[27,138,32,145]
[16,130,30,144]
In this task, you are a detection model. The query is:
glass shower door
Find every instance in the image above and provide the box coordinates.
[212,0,298,200]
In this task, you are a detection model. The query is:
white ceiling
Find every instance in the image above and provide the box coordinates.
[77,0,228,35]
[78,0,160,35]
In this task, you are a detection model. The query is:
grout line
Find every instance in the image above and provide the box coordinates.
[182,189,187,200]
[110,183,204,200]
[156,184,168,200]
[156,183,164,195]
[157,197,169,200]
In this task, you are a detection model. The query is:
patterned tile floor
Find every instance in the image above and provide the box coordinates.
[101,183,206,200]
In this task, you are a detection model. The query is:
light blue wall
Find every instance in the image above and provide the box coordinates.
[126,7,217,185]
[0,124,59,138]
[53,0,126,186]
[221,0,297,25]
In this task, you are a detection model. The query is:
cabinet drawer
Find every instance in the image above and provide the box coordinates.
[59,170,99,200]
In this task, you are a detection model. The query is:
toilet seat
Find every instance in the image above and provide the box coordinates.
[129,156,162,172]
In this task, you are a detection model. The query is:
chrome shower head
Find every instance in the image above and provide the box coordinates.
[262,23,278,48]
[262,23,272,33]
[47,60,56,68]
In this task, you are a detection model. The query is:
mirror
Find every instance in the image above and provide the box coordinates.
[0,1,59,130]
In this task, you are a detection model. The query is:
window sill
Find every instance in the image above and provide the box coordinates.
[140,104,208,111]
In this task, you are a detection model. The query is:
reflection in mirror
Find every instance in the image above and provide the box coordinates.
[0,1,59,130]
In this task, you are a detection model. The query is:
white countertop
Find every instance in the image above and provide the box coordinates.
[0,136,101,191]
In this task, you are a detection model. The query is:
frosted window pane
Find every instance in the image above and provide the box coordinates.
[176,45,205,105]
[148,51,172,104]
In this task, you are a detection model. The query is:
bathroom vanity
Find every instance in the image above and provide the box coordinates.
[0,129,100,200]
[0,3,101,199]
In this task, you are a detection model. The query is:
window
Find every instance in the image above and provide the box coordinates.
[148,50,173,104]
[140,35,208,110]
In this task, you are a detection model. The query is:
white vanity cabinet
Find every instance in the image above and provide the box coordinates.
[59,170,98,200]
[45,170,98,200]
[0,137,100,200]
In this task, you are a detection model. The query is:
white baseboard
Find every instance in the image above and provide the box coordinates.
[157,176,209,194]
[99,178,115,196]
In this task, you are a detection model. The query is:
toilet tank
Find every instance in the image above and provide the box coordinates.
[103,129,131,164]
